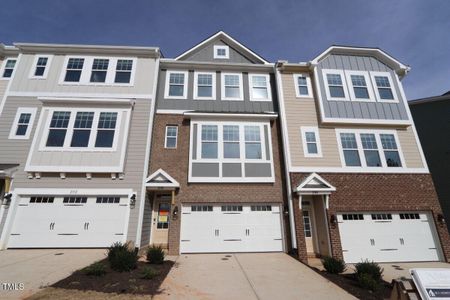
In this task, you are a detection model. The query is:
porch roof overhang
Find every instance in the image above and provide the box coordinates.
[145,168,180,191]
[295,173,336,195]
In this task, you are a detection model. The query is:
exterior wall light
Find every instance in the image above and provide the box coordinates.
[330,214,337,224]
[438,214,446,224]
[130,193,136,206]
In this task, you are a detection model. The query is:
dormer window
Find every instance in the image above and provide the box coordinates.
[214,45,229,59]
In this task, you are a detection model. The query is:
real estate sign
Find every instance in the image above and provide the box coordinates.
[411,268,450,299]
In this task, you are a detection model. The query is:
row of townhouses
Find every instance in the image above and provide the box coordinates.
[0,32,448,264]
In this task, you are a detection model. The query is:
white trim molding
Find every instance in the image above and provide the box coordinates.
[145,168,180,189]
[293,73,313,98]
[221,72,244,101]
[344,70,376,102]
[164,70,188,99]
[164,125,178,149]
[28,54,53,79]
[288,166,429,174]
[295,173,336,194]
[300,126,323,158]
[369,71,399,103]
[249,73,272,102]
[8,107,38,140]
[322,69,350,101]
[193,71,216,100]
[213,45,230,59]
[184,111,278,120]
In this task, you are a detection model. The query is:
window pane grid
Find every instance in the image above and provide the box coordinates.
[74,112,94,129]
[351,75,366,87]
[67,58,84,69]
[30,196,54,203]
[224,75,239,86]
[5,60,16,69]
[380,134,398,150]
[50,112,71,128]
[375,76,391,87]
[37,57,48,66]
[97,112,117,129]
[96,196,120,204]
[169,73,185,84]
[92,59,109,70]
[327,74,342,85]
[341,133,357,149]
[116,60,132,71]
[63,196,87,204]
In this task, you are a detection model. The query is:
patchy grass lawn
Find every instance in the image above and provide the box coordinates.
[27,259,174,300]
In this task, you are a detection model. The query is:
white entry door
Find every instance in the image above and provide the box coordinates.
[180,204,283,253]
[338,212,441,263]
[8,195,129,248]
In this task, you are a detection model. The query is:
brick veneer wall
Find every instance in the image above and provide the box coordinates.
[149,114,288,255]
[290,173,450,263]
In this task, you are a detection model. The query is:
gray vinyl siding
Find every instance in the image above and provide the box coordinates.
[0,95,152,244]
[9,53,155,95]
[410,99,450,232]
[178,38,256,64]
[316,54,409,120]
[140,193,153,246]
[156,69,276,113]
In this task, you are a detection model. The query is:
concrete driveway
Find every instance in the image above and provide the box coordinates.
[155,253,356,300]
[0,249,106,300]
[379,262,450,282]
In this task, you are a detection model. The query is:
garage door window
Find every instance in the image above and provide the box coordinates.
[399,213,420,220]
[371,213,392,220]
[29,196,54,203]
[221,205,243,212]
[96,196,120,204]
[157,203,170,229]
[251,205,272,211]
[191,205,213,212]
[342,214,364,220]
[63,196,87,204]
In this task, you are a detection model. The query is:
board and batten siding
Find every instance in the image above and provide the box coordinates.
[156,69,276,113]
[316,54,409,121]
[9,54,155,95]
[281,72,424,169]
[0,96,152,243]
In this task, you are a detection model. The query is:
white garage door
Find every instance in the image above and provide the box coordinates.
[180,204,283,253]
[8,195,129,248]
[338,212,441,263]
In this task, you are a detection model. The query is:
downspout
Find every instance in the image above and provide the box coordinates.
[275,64,297,250]
[135,52,160,247]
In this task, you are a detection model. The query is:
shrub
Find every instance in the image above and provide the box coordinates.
[322,256,346,274]
[83,261,106,276]
[355,260,383,282]
[141,266,160,280]
[146,245,165,264]
[357,273,379,291]
[107,242,138,272]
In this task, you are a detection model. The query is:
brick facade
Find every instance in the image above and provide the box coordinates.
[291,173,450,263]
[148,114,288,255]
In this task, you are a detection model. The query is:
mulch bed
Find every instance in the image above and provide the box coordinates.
[315,270,392,300]
[52,259,174,296]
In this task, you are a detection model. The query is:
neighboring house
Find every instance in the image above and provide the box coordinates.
[275,46,450,263]
[410,92,450,233]
[146,31,287,255]
[0,43,161,249]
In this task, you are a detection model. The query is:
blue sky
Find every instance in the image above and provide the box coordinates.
[0,0,449,100]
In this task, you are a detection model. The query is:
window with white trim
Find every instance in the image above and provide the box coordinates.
[90,59,109,83]
[244,125,262,159]
[221,73,243,100]
[214,45,229,59]
[249,74,271,101]
[165,125,178,149]
[293,74,312,97]
[43,110,120,150]
[221,205,242,212]
[194,72,215,99]
[371,213,392,220]
[115,59,133,83]
[2,59,17,78]
[31,56,50,78]
[337,130,404,169]
[223,125,240,158]
[201,125,218,159]
[165,71,188,99]
[63,196,87,204]
[301,127,322,157]
[323,69,348,100]
[64,58,84,82]
[370,71,398,102]
[9,107,37,140]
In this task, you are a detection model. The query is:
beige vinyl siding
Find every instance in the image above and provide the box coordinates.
[281,72,425,169]
[9,54,155,95]
[397,126,424,168]
[0,96,152,243]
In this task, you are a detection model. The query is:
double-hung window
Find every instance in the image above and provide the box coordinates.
[64,58,84,82]
[194,72,215,99]
[90,59,109,83]
[294,74,312,97]
[114,59,133,83]
[223,125,240,158]
[301,127,322,157]
[323,69,348,100]
[95,112,117,148]
[249,74,271,101]
[30,56,52,78]
[244,126,262,159]
[2,59,16,78]
[71,112,94,147]
[371,72,397,101]
[165,125,178,149]
[360,134,381,167]
[9,107,37,139]
[350,75,369,99]
[380,134,402,167]
[222,73,243,100]
[340,133,361,166]
[46,111,71,147]
[165,71,188,99]
[201,125,218,159]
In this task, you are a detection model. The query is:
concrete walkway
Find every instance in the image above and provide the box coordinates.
[155,253,356,300]
[0,249,106,300]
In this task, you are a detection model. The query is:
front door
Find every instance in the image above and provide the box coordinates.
[302,202,315,254]
[151,195,171,247]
